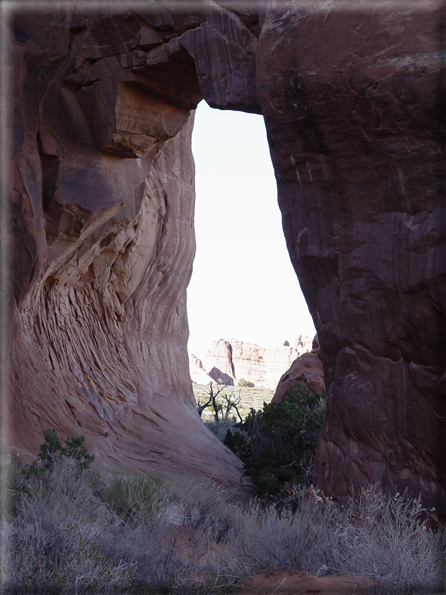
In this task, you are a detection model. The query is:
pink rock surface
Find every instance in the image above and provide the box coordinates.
[205,339,237,386]
[273,350,326,403]
[189,354,215,386]
[7,7,259,496]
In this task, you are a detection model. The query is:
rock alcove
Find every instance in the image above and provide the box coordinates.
[7,2,446,515]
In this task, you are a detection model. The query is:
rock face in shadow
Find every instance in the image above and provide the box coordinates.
[257,3,446,514]
[8,3,446,514]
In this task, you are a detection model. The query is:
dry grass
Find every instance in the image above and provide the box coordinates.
[1,462,136,593]
[230,487,445,593]
[1,461,444,594]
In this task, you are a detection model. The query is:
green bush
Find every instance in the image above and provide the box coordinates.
[238,378,254,388]
[224,384,325,500]
[22,428,95,480]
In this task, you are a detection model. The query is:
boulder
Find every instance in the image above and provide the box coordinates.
[273,350,326,403]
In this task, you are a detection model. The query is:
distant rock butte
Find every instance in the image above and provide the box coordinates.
[199,336,313,389]
[189,354,216,386]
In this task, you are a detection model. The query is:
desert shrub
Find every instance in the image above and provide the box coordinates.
[238,378,254,388]
[7,430,96,522]
[4,460,136,594]
[3,430,444,594]
[100,473,172,528]
[224,383,325,499]
[99,477,246,593]
[229,497,320,573]
[228,486,445,592]
[318,485,446,592]
[4,461,246,594]
[174,479,238,542]
[203,418,241,443]
[21,428,95,482]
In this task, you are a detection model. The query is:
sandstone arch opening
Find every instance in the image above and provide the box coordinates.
[187,101,316,387]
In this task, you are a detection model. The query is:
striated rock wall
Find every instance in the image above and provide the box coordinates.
[8,5,260,493]
[7,2,446,515]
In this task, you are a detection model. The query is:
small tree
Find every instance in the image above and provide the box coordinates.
[220,392,243,423]
[197,383,243,423]
[23,429,95,479]
[224,384,325,499]
[197,383,227,421]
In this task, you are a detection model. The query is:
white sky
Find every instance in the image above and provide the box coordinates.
[186,101,316,361]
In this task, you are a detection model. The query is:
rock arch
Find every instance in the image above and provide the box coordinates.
[7,2,446,514]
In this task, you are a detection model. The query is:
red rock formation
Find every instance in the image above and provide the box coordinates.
[6,2,446,516]
[263,343,312,388]
[273,336,326,402]
[257,3,446,515]
[230,340,265,386]
[205,339,236,386]
[7,6,259,494]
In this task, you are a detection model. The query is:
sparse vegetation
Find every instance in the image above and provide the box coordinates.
[196,383,244,441]
[231,486,445,593]
[238,378,254,388]
[196,383,242,423]
[1,430,445,594]
[192,382,274,420]
[20,429,95,481]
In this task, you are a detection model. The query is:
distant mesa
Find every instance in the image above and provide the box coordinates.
[189,336,314,389]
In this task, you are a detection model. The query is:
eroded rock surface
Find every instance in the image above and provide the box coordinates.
[8,5,259,493]
[7,2,446,514]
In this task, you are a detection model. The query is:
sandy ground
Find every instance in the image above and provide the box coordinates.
[235,570,374,594]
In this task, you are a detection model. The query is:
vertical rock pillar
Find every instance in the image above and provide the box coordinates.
[257,1,446,515]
